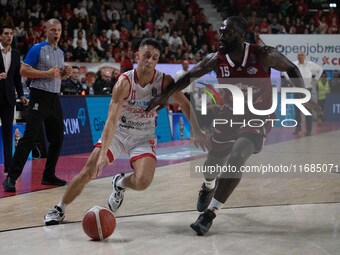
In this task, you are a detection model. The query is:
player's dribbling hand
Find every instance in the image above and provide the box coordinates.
[94,153,109,178]
[192,128,212,152]
[145,94,167,113]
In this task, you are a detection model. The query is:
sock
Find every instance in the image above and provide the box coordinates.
[207,198,224,214]
[204,179,216,190]
[57,202,67,213]
[116,174,129,189]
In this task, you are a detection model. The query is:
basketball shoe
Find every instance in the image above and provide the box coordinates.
[197,182,217,212]
[190,209,216,236]
[108,173,125,212]
[44,206,65,225]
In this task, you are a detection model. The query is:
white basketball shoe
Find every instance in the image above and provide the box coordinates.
[108,173,126,212]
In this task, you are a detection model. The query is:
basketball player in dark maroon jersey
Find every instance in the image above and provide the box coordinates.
[147,16,323,236]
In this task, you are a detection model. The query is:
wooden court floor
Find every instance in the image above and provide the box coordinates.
[0,127,339,254]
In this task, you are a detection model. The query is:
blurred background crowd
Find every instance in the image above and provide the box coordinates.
[1,0,339,96]
[1,0,339,66]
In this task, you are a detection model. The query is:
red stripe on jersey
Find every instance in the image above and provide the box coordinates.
[94,143,115,162]
[120,73,132,100]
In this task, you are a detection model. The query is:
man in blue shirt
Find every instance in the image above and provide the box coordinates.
[3,19,72,192]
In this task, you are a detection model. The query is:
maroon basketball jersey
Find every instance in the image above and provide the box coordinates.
[216,43,273,113]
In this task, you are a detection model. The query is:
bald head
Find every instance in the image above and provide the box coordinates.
[44,18,62,46]
[297,51,306,64]
[45,18,61,28]
[182,60,189,71]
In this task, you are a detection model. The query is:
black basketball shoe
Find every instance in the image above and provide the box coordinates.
[197,182,217,212]
[190,209,216,236]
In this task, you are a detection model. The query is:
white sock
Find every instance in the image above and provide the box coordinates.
[204,179,216,190]
[57,202,67,213]
[117,175,128,189]
[207,198,224,214]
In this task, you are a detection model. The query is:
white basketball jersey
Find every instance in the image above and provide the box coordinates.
[118,69,164,135]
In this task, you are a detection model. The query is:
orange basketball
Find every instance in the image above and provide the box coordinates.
[82,206,116,241]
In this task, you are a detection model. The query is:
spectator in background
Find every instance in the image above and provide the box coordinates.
[316,72,330,111]
[119,27,130,43]
[294,17,306,34]
[144,16,155,34]
[73,22,86,39]
[87,46,99,63]
[84,71,96,95]
[61,66,84,95]
[61,3,74,19]
[93,69,114,95]
[174,60,193,101]
[295,0,308,18]
[196,8,206,25]
[0,12,15,28]
[124,0,135,12]
[121,14,134,31]
[88,34,104,55]
[65,51,74,62]
[72,30,87,51]
[328,16,339,34]
[119,51,133,73]
[168,31,183,53]
[74,1,88,22]
[72,40,87,62]
[270,17,280,34]
[318,16,328,34]
[155,15,169,30]
[192,52,202,64]
[164,6,177,24]
[198,44,209,59]
[13,21,26,48]
[113,0,124,12]
[313,9,324,28]
[258,17,270,34]
[284,51,323,136]
[204,24,218,49]
[100,51,116,64]
[330,70,340,94]
[24,27,38,50]
[109,68,120,93]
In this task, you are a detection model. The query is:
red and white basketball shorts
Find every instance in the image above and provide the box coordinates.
[95,129,157,164]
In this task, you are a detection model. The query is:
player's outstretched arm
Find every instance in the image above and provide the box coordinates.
[260,46,304,88]
[146,53,219,112]
[94,76,130,177]
[261,46,324,117]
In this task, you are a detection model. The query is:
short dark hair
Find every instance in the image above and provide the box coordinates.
[72,66,80,70]
[0,25,13,34]
[139,38,163,53]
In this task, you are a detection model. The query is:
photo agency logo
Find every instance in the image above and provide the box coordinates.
[199,80,312,128]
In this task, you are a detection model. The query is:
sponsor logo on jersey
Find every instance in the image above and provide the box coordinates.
[247,66,258,75]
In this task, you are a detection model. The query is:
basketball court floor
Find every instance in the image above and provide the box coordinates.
[0,122,339,255]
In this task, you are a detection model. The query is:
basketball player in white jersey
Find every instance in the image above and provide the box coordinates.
[44,38,210,225]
